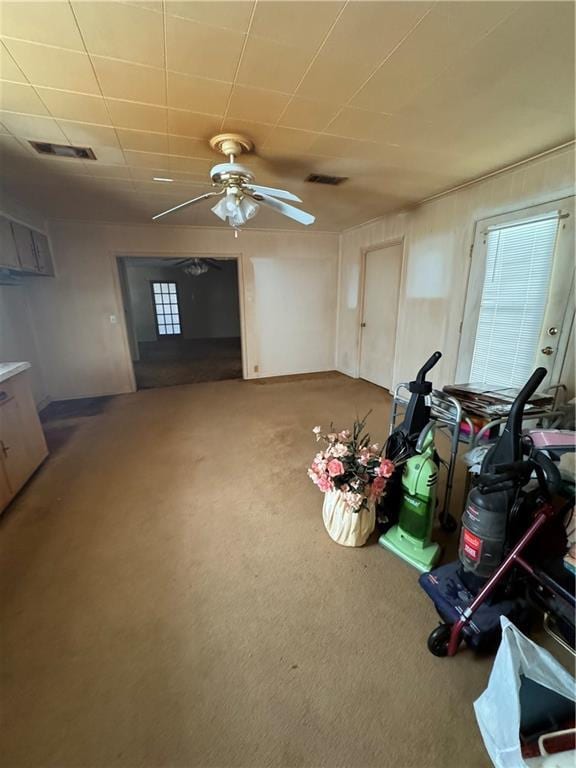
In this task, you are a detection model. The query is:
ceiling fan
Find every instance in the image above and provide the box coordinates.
[172,257,222,276]
[152,133,315,229]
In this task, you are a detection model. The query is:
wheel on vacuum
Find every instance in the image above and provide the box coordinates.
[427,623,452,657]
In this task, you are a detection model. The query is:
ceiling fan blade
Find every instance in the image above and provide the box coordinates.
[249,192,315,226]
[152,191,222,221]
[246,184,302,203]
[173,258,194,267]
[204,258,223,270]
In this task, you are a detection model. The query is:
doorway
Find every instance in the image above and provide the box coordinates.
[358,242,403,390]
[117,256,243,389]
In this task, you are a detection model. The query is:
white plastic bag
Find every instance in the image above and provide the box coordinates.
[474,617,575,768]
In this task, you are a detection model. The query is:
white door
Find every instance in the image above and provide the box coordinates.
[359,243,403,390]
[458,197,575,390]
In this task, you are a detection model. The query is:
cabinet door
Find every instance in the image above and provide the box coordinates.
[31,231,54,276]
[0,373,47,498]
[11,222,38,271]
[0,392,32,494]
[0,217,20,269]
[0,459,12,510]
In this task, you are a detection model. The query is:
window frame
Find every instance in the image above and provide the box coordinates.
[456,196,575,389]
[150,280,182,339]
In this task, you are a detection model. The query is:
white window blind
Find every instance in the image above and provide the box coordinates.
[470,215,560,387]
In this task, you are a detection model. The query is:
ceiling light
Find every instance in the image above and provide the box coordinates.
[211,192,259,227]
[153,177,173,182]
[183,259,209,277]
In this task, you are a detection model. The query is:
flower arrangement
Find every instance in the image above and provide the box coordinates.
[308,412,395,513]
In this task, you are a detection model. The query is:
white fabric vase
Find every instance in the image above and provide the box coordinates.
[322,489,375,547]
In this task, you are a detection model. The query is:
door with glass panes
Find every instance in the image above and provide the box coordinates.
[457,197,575,391]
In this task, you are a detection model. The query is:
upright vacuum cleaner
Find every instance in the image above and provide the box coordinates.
[378,352,444,572]
[420,367,576,656]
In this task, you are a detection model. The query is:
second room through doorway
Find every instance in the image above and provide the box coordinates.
[118,256,242,390]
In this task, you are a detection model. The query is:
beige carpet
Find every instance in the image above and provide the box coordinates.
[134,338,242,389]
[1,373,494,768]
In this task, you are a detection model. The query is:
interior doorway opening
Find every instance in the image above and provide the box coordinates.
[117,256,243,390]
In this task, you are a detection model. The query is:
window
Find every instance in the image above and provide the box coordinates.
[469,214,560,387]
[151,281,181,336]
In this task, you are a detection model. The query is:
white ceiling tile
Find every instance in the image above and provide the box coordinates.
[166,14,245,81]
[236,36,314,93]
[71,1,164,68]
[36,89,111,125]
[167,109,221,139]
[0,111,67,142]
[166,1,254,33]
[116,128,168,154]
[3,40,101,94]
[1,1,85,51]
[249,1,345,50]
[0,81,49,115]
[226,85,290,124]
[0,42,27,83]
[92,57,166,106]
[167,71,231,114]
[278,98,340,132]
[106,100,167,132]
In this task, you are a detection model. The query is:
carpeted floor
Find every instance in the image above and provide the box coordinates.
[133,338,243,389]
[0,373,495,768]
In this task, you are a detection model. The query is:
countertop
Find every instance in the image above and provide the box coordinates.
[0,362,31,384]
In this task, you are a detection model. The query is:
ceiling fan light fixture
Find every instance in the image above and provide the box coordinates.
[211,196,230,222]
[212,192,259,227]
[153,133,315,227]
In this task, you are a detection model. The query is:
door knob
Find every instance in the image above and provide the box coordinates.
[547,327,559,336]
[541,346,554,356]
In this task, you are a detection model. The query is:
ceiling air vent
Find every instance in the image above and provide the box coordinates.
[306,173,348,186]
[29,141,96,160]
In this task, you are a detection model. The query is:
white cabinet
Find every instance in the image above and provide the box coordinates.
[11,221,37,271]
[31,231,54,275]
[0,217,20,269]
[0,368,48,512]
[0,215,54,276]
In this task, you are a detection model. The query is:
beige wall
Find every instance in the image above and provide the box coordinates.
[25,223,339,400]
[337,146,576,392]
[4,146,575,405]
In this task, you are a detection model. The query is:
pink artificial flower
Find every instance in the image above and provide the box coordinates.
[338,430,352,442]
[378,458,395,478]
[318,475,333,492]
[370,476,386,499]
[327,458,345,477]
[358,447,371,466]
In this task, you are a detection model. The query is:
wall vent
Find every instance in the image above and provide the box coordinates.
[305,173,348,186]
[29,141,96,160]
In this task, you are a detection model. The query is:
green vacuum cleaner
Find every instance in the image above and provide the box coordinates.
[378,352,443,572]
